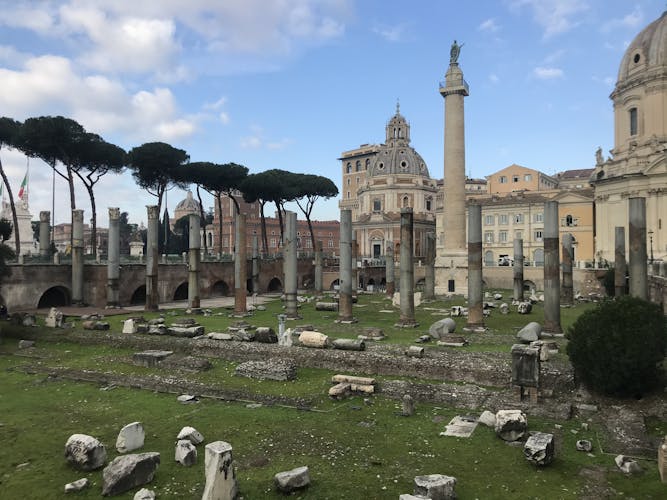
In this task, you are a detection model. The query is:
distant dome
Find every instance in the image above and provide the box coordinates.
[616,11,667,87]
[174,191,200,214]
[369,104,430,178]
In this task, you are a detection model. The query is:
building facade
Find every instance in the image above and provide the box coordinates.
[591,11,667,263]
[339,105,438,259]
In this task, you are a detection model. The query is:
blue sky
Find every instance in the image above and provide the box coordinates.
[0,0,663,227]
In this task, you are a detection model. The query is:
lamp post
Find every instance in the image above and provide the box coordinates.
[648,229,654,264]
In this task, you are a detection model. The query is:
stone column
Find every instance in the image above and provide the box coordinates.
[397,208,417,327]
[314,239,323,295]
[352,232,358,291]
[39,211,50,257]
[71,209,84,305]
[202,441,238,500]
[561,233,574,305]
[423,232,435,299]
[543,201,561,333]
[338,209,354,322]
[252,235,260,295]
[628,197,648,300]
[467,204,484,328]
[385,243,395,296]
[513,238,524,302]
[284,211,298,319]
[436,56,469,295]
[188,213,201,309]
[106,207,120,307]
[234,213,247,314]
[614,226,627,296]
[145,205,159,311]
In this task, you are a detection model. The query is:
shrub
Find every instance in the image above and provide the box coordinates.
[566,295,667,397]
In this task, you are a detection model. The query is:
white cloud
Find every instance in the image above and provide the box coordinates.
[533,66,563,79]
[219,112,230,125]
[478,18,499,32]
[0,55,196,143]
[204,97,228,110]
[239,125,290,150]
[509,0,589,38]
[240,135,262,149]
[0,5,56,34]
[372,23,409,42]
[489,73,499,83]
[601,6,643,33]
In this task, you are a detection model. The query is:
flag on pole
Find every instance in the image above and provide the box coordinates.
[17,172,27,200]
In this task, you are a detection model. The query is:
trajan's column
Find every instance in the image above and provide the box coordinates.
[436,40,469,295]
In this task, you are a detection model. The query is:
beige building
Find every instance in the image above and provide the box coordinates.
[340,105,438,259]
[591,11,667,263]
[485,164,558,194]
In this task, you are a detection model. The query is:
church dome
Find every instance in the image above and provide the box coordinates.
[174,191,200,215]
[369,104,430,178]
[616,11,667,89]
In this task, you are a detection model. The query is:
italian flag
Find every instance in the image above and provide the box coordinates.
[17,173,27,200]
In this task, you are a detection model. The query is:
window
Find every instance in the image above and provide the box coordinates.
[485,215,494,226]
[270,238,276,247]
[514,213,524,223]
[305,239,312,248]
[347,178,351,185]
[499,176,507,184]
[534,230,543,242]
[355,160,361,172]
[512,175,519,183]
[426,198,432,211]
[347,191,350,199]
[565,214,574,226]
[346,162,352,173]
[499,214,508,225]
[524,174,532,182]
[533,213,543,223]
[629,107,638,136]
[484,231,494,243]
[499,230,508,242]
[402,196,409,208]
[328,240,334,248]
[373,199,381,212]
[271,230,276,235]
[365,159,370,170]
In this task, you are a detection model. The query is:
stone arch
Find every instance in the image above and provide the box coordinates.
[484,250,494,266]
[368,278,375,286]
[130,286,146,305]
[173,282,188,301]
[211,280,230,296]
[533,248,544,266]
[267,277,282,293]
[37,286,71,308]
[329,278,340,290]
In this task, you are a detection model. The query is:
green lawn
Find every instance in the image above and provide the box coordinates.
[0,292,663,499]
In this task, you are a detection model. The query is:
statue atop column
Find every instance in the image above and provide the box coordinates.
[450,40,464,64]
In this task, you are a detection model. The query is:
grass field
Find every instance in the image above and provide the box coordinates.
[0,292,664,499]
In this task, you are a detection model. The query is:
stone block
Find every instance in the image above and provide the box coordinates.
[332,338,365,351]
[132,350,173,368]
[274,465,310,493]
[101,452,160,496]
[255,326,278,343]
[133,488,155,500]
[405,346,425,358]
[511,344,540,388]
[122,319,138,334]
[615,454,642,474]
[494,410,527,442]
[235,360,297,381]
[177,426,204,445]
[299,330,330,348]
[524,432,555,466]
[116,422,145,453]
[65,434,107,471]
[64,478,89,493]
[517,321,542,343]
[175,439,197,466]
[202,441,238,500]
[18,339,35,349]
[413,474,457,500]
[429,318,456,339]
[167,325,205,337]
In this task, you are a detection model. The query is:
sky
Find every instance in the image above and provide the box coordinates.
[0,0,664,228]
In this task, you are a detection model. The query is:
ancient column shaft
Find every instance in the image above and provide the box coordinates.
[188,214,201,309]
[513,238,524,302]
[561,233,574,305]
[284,211,298,318]
[107,207,120,307]
[398,208,417,326]
[385,244,395,296]
[252,235,260,294]
[338,209,354,321]
[543,201,562,333]
[234,213,247,313]
[39,211,50,257]
[467,204,484,327]
[614,226,627,296]
[71,209,84,304]
[145,205,159,311]
[423,232,435,299]
[628,197,648,299]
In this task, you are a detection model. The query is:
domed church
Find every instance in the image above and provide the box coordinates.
[339,104,438,260]
[591,10,667,263]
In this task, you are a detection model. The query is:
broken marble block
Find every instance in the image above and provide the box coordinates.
[65,434,107,471]
[413,474,457,500]
[202,441,238,500]
[274,465,310,493]
[428,318,456,339]
[175,439,197,466]
[64,478,89,493]
[102,452,161,496]
[235,360,297,381]
[494,410,527,442]
[133,488,155,500]
[524,432,555,466]
[615,454,642,474]
[176,426,204,445]
[132,350,173,368]
[517,321,542,343]
[116,422,145,453]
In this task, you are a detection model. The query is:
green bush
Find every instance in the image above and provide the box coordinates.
[566,295,667,397]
